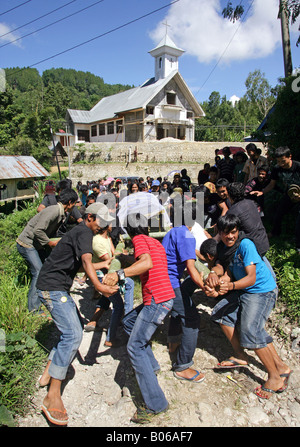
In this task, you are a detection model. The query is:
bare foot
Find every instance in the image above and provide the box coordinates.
[217,356,248,368]
[174,368,205,382]
[254,376,286,399]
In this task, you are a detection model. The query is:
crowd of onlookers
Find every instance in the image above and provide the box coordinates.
[66,143,299,251]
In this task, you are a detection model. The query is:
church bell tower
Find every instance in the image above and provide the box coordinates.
[149,30,185,81]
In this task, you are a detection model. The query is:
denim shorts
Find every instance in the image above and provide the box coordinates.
[37,289,83,380]
[211,288,277,349]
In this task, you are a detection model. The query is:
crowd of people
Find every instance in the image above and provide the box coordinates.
[16,143,299,425]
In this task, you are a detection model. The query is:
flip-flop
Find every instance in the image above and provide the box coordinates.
[254,382,288,399]
[216,358,248,369]
[41,405,69,426]
[254,385,276,400]
[173,370,205,383]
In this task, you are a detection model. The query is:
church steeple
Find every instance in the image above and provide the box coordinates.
[149,27,185,81]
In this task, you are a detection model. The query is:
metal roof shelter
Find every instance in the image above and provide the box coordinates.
[0,155,49,180]
[0,156,49,208]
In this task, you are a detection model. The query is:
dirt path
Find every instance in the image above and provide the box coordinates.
[18,281,300,428]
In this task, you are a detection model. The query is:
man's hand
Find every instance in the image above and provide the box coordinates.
[103,272,118,286]
[206,271,220,288]
[97,283,119,297]
[204,283,219,298]
[48,239,60,248]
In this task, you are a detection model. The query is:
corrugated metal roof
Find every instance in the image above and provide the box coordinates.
[67,71,204,124]
[0,156,49,180]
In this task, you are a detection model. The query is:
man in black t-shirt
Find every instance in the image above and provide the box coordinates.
[255,147,300,247]
[37,203,119,426]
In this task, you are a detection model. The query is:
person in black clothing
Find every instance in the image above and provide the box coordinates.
[36,203,119,426]
[255,147,300,249]
[217,147,236,182]
[221,182,275,279]
[37,179,83,234]
[198,163,210,185]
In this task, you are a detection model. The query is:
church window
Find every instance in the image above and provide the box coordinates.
[107,121,114,134]
[99,123,105,135]
[146,106,154,115]
[116,120,123,133]
[167,92,176,105]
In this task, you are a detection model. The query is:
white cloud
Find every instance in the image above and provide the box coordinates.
[0,23,22,47]
[150,0,289,64]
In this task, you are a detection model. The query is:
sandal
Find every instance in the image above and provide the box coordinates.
[173,370,205,383]
[41,405,69,426]
[216,358,248,369]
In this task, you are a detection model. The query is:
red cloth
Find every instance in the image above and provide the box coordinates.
[132,234,174,305]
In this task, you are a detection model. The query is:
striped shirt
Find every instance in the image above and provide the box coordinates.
[132,234,175,305]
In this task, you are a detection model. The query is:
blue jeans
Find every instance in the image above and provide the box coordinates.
[17,243,43,312]
[168,277,200,371]
[97,277,134,342]
[211,288,277,349]
[122,297,173,414]
[38,290,83,380]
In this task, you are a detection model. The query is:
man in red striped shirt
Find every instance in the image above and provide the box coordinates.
[103,212,174,423]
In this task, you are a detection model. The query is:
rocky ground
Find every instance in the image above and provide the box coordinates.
[18,279,300,429]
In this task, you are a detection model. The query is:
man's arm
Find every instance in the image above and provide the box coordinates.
[185,258,204,290]
[81,252,118,297]
[103,253,152,286]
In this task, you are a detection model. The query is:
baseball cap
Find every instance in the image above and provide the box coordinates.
[152,180,160,186]
[85,202,114,223]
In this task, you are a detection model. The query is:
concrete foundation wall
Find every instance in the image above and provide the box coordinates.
[65,140,265,184]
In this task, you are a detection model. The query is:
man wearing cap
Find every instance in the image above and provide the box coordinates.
[150,179,160,193]
[36,202,119,426]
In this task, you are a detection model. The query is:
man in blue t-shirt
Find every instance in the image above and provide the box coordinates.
[206,214,291,400]
[162,224,205,383]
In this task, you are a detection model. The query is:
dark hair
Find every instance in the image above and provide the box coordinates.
[124,213,149,238]
[129,182,139,193]
[257,165,268,173]
[275,146,291,158]
[192,184,210,199]
[217,214,241,233]
[200,238,217,257]
[56,178,72,192]
[209,166,218,173]
[223,146,231,156]
[246,143,257,153]
[227,182,245,203]
[86,193,96,204]
[216,178,229,189]
[58,188,78,205]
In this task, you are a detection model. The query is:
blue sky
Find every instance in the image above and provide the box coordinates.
[0,0,299,104]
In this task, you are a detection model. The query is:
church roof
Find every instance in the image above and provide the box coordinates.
[67,70,204,124]
[149,34,185,57]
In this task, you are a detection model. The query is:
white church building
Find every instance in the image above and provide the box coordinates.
[66,34,205,144]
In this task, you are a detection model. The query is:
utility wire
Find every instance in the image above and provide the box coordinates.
[0,0,105,49]
[195,0,254,100]
[0,0,32,17]
[6,0,180,76]
[0,0,78,39]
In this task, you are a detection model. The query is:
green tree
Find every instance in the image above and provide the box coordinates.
[267,75,300,158]
[244,70,277,121]
[223,0,300,46]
